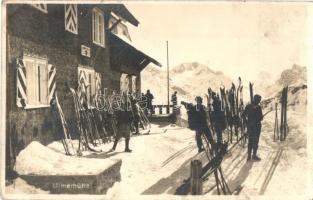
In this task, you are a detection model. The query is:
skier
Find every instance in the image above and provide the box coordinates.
[212,98,226,145]
[181,96,214,153]
[171,91,178,108]
[145,90,154,115]
[243,94,263,161]
[110,97,133,152]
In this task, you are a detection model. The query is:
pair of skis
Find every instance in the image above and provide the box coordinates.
[280,86,288,141]
[220,86,231,143]
[51,93,76,155]
[70,88,101,154]
[273,103,279,141]
[217,77,246,145]
[271,87,288,141]
[235,78,244,144]
[137,104,151,131]
[201,135,231,195]
[206,88,216,137]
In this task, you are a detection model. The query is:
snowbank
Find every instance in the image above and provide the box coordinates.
[6,178,49,194]
[16,141,119,175]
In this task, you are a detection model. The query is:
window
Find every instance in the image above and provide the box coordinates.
[30,4,48,13]
[65,4,78,34]
[24,56,48,106]
[92,8,105,47]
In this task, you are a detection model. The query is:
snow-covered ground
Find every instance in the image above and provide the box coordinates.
[5,178,49,194]
[203,110,308,197]
[15,141,120,176]
[6,107,310,199]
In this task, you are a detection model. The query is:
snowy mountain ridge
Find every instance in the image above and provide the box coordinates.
[255,64,307,98]
[141,62,307,111]
[259,64,307,112]
[141,62,233,104]
[277,64,307,86]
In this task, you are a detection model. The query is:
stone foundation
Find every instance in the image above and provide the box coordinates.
[20,159,122,194]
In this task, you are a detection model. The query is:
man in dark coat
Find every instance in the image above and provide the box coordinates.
[145,90,154,115]
[243,94,263,161]
[182,96,214,153]
[212,98,226,145]
[111,99,133,152]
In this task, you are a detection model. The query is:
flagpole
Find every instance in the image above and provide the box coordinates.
[167,41,170,114]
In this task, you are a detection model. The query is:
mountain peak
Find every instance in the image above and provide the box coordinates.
[171,62,215,74]
[278,64,307,86]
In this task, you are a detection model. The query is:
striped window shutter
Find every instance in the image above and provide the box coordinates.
[48,64,56,103]
[64,5,78,34]
[95,72,101,94]
[78,68,87,105]
[16,59,27,107]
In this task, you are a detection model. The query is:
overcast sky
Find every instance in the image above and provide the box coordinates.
[125,2,311,81]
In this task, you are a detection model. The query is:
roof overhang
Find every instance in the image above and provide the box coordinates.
[100,4,139,27]
[109,31,162,75]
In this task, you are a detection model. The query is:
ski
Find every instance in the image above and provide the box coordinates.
[51,93,76,156]
[249,82,254,104]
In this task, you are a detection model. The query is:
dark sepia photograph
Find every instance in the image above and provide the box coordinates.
[1,1,313,199]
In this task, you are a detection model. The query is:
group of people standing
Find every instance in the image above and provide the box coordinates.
[110,87,264,161]
[181,92,264,161]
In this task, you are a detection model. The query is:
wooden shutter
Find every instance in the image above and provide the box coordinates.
[25,60,37,105]
[78,67,87,105]
[31,4,48,13]
[95,72,101,94]
[38,63,48,104]
[48,64,56,103]
[65,5,78,34]
[16,59,27,107]
[87,73,92,106]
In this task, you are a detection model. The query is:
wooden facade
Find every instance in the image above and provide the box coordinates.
[5,4,160,173]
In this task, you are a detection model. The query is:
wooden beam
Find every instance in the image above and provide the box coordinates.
[108,19,122,32]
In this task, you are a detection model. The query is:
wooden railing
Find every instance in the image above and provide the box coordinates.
[152,105,176,115]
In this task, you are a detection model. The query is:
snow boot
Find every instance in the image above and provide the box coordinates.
[198,148,205,153]
[252,155,261,161]
[110,139,118,152]
[125,138,132,153]
[125,148,132,152]
[247,155,251,161]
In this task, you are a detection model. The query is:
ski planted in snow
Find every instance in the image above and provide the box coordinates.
[280,86,288,141]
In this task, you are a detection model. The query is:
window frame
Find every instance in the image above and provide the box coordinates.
[23,55,50,109]
[64,4,78,34]
[30,4,48,14]
[92,7,105,47]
